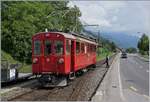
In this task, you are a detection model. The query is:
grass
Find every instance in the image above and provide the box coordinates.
[1,50,32,73]
[96,48,113,61]
[19,64,32,73]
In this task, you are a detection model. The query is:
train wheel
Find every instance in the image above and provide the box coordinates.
[69,72,76,80]
[75,71,83,77]
[92,64,96,68]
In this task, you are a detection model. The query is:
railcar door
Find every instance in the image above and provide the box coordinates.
[71,40,75,72]
[53,40,64,73]
[43,39,64,73]
[43,39,55,72]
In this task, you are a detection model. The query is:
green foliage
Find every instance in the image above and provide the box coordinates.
[109,42,116,52]
[2,1,82,63]
[126,47,137,53]
[100,38,117,52]
[19,64,32,73]
[96,38,116,61]
[96,47,113,61]
[137,34,149,55]
[1,50,18,63]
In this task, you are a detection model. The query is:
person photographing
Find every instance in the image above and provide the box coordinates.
[105,54,109,68]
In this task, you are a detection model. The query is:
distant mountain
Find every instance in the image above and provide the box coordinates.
[83,28,139,48]
[100,32,139,48]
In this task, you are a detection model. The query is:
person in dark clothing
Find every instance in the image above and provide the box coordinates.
[105,54,109,68]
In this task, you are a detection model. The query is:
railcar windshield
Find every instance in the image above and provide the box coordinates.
[44,40,52,55]
[34,40,41,55]
[54,40,63,55]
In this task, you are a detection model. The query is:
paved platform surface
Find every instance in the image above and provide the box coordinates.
[92,53,149,102]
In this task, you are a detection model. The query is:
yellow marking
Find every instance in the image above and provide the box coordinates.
[129,86,137,92]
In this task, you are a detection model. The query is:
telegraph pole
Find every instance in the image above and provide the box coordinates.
[98,29,100,44]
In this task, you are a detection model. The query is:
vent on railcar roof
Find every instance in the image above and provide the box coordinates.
[70,32,97,43]
[45,28,48,32]
[45,28,70,33]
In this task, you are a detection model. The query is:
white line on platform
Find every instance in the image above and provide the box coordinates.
[129,86,137,92]
[118,55,126,102]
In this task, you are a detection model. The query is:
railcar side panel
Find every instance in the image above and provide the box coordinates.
[74,41,97,72]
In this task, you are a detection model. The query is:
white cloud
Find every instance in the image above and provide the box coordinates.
[69,1,111,27]
[112,16,117,22]
[68,1,150,36]
[80,17,111,27]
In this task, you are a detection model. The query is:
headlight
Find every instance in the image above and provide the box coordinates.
[46,58,50,62]
[33,58,38,63]
[58,58,64,64]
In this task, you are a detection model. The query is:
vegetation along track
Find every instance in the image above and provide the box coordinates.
[7,54,116,101]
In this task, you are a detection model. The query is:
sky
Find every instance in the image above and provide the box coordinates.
[68,1,150,37]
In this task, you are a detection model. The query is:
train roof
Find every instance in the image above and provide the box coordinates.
[34,32,75,39]
[34,32,98,45]
[52,32,76,39]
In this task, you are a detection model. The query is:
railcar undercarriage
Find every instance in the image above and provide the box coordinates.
[37,64,96,87]
[38,74,67,87]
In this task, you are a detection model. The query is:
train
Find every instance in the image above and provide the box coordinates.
[32,31,98,87]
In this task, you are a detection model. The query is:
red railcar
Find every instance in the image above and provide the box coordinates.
[32,32,97,86]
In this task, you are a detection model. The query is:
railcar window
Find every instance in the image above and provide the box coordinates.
[91,45,94,52]
[34,40,41,55]
[66,40,71,55]
[44,40,52,55]
[76,42,80,54]
[93,45,96,52]
[90,45,92,52]
[54,40,63,55]
[81,43,84,53]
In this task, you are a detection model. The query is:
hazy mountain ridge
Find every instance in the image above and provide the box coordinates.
[83,28,139,48]
[100,32,139,48]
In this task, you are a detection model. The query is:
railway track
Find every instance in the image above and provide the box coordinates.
[2,54,116,101]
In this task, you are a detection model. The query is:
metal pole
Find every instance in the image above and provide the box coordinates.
[98,30,99,43]
[98,29,100,43]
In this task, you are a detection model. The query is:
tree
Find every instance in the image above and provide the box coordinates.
[137,34,149,55]
[110,42,116,52]
[126,47,137,53]
[1,1,82,63]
